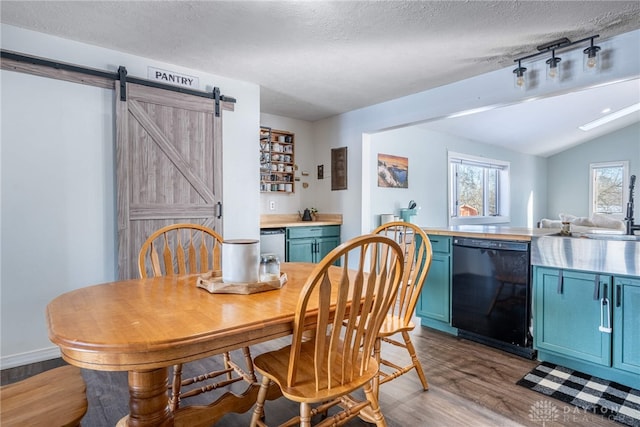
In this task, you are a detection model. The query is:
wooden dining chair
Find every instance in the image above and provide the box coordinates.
[0,365,87,426]
[138,223,257,411]
[372,221,433,398]
[249,234,405,427]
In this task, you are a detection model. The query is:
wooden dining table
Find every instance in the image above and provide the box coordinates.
[46,262,348,427]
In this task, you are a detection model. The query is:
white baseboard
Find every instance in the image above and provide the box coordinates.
[0,346,62,370]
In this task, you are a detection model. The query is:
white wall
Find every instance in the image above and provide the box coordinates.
[1,24,261,367]
[546,122,640,219]
[259,113,315,214]
[368,126,547,229]
[312,30,640,242]
[1,72,116,365]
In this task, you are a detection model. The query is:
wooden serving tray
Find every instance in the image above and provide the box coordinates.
[196,270,287,295]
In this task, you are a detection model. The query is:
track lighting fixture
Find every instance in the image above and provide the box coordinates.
[512,35,601,89]
[583,38,601,71]
[513,60,527,90]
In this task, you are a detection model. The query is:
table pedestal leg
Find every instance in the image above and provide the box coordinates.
[117,368,173,427]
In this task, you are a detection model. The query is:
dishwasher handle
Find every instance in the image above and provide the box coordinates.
[260,228,285,235]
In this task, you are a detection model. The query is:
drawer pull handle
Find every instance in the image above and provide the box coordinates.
[593,274,600,300]
[557,270,564,294]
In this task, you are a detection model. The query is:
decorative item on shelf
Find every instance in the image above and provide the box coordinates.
[259,126,294,193]
[512,34,600,90]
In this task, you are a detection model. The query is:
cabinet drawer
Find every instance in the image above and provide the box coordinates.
[287,225,340,239]
[427,235,451,254]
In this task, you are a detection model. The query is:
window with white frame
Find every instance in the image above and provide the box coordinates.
[590,161,629,219]
[448,152,510,225]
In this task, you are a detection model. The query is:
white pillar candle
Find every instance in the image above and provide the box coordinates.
[222,239,260,283]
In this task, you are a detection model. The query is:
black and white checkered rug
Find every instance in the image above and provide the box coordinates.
[517,362,640,426]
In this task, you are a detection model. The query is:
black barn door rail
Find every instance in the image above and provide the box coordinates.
[1,49,235,116]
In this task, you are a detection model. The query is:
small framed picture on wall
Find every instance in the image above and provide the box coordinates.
[331,147,347,190]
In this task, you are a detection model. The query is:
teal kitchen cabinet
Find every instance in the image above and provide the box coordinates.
[534,267,612,366]
[416,235,456,335]
[613,276,640,375]
[286,225,340,263]
[534,267,639,387]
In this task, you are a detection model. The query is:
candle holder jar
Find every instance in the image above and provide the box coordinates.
[259,254,280,282]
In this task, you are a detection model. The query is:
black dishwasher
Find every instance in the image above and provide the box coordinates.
[452,237,535,359]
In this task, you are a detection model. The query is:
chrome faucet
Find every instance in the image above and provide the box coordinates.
[625,175,639,235]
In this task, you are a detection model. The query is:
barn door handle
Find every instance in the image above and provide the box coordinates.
[216,201,222,219]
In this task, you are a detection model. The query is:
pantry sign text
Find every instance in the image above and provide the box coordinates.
[148,67,199,89]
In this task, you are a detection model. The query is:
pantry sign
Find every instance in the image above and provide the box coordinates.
[148,66,199,89]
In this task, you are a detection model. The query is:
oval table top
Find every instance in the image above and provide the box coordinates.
[46,262,333,371]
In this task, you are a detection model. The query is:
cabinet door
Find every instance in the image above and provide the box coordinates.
[316,236,340,262]
[416,253,451,322]
[315,236,341,265]
[534,267,612,366]
[287,238,315,263]
[613,276,640,374]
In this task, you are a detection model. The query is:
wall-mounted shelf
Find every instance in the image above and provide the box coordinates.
[260,126,295,193]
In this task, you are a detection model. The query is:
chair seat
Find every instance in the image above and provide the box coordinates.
[377,315,415,337]
[0,365,87,427]
[254,340,379,403]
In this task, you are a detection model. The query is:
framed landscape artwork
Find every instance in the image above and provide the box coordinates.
[377,153,408,188]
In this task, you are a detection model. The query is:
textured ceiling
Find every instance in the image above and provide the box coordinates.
[2,1,639,121]
[1,1,639,157]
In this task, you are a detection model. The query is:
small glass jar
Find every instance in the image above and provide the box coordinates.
[259,254,280,282]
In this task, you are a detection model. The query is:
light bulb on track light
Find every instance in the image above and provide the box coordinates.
[546,51,561,81]
[583,38,601,71]
[513,61,527,90]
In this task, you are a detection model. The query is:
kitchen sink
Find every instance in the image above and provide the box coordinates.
[532,232,640,276]
[547,232,640,241]
[582,233,640,241]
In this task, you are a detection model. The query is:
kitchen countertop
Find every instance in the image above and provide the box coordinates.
[421,225,557,241]
[260,214,342,228]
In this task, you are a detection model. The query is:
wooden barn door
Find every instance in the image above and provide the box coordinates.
[116,83,229,279]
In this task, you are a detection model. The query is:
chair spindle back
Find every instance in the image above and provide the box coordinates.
[286,234,404,391]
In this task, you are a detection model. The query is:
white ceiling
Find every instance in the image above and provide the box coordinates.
[2,1,639,157]
[418,78,640,157]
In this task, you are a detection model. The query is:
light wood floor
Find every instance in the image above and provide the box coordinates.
[2,325,622,426]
